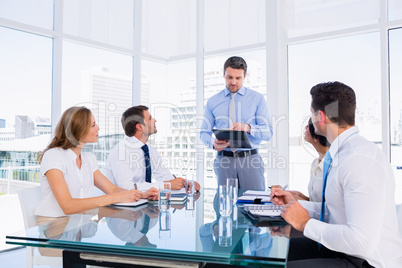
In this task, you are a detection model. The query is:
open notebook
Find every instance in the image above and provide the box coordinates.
[112,199,148,207]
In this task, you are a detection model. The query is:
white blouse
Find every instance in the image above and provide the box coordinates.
[35,148,98,217]
[307,158,323,202]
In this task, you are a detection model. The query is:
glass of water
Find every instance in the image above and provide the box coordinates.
[185,174,195,196]
[159,211,171,240]
[159,182,171,211]
[219,216,232,247]
[226,178,238,204]
[219,185,232,217]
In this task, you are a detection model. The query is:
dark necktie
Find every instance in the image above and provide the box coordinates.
[140,214,150,234]
[141,144,152,183]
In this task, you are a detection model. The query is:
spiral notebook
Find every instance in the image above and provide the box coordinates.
[241,204,286,227]
[244,204,283,216]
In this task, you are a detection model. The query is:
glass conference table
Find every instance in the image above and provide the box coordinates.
[6,188,289,267]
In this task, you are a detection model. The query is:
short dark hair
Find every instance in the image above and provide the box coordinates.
[310,81,356,126]
[223,56,247,75]
[308,118,330,147]
[121,105,149,137]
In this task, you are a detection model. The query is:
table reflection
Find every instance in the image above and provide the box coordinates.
[199,192,273,257]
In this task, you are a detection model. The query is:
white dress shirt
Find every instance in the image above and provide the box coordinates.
[104,136,173,192]
[35,148,98,217]
[301,126,402,267]
[307,158,323,202]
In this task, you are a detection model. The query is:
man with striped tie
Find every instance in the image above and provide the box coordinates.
[271,82,402,267]
[200,56,273,190]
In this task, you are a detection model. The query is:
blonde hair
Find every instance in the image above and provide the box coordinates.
[38,106,92,163]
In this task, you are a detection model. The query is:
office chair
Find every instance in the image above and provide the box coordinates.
[18,186,62,267]
[397,203,402,236]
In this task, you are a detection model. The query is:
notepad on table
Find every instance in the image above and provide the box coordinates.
[112,199,148,207]
[171,193,187,202]
[243,190,271,197]
[237,195,271,203]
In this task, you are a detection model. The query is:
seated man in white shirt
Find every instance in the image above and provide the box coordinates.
[104,105,200,193]
[271,81,402,267]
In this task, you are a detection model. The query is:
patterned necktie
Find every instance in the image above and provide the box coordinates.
[229,92,237,152]
[141,144,152,183]
[319,152,332,222]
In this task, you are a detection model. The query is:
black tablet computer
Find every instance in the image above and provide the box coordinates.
[212,129,252,148]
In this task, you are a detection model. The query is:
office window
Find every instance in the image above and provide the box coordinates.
[0,0,53,30]
[389,28,402,204]
[285,0,380,38]
[288,32,381,193]
[389,0,402,21]
[0,27,52,174]
[204,0,266,52]
[142,0,196,58]
[142,59,196,176]
[63,0,134,49]
[62,41,132,164]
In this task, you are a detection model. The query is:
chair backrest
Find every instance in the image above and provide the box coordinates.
[397,203,402,236]
[18,186,42,228]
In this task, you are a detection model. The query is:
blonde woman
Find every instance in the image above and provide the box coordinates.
[35,106,158,218]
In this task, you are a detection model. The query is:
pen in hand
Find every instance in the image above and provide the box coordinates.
[269,184,288,200]
[269,184,288,190]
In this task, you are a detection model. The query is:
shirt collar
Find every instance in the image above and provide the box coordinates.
[328,125,359,165]
[224,86,246,97]
[124,136,146,148]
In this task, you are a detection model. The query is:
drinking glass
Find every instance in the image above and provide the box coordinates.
[185,194,195,217]
[219,216,232,247]
[219,185,233,217]
[159,182,171,211]
[159,211,171,240]
[227,178,238,204]
[185,174,195,196]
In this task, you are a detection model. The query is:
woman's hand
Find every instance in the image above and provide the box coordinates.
[116,189,142,203]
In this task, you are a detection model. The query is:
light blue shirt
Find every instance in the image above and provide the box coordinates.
[200,86,273,150]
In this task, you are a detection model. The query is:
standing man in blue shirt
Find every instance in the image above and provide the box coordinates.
[200,56,273,190]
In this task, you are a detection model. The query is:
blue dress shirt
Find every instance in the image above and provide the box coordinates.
[200,86,273,150]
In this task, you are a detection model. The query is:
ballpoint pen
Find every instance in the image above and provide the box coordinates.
[268,184,288,190]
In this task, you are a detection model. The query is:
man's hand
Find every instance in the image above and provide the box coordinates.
[230,122,251,134]
[168,177,186,190]
[270,189,296,205]
[269,225,291,238]
[142,205,160,219]
[280,201,310,232]
[214,139,230,151]
[186,181,201,192]
[141,187,159,200]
